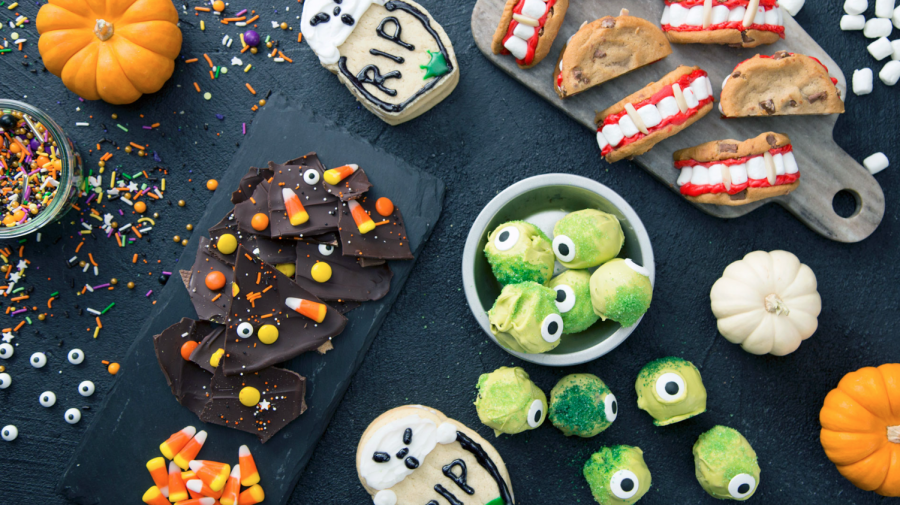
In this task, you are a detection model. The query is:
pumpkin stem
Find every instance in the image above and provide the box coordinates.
[889,426,900,443]
[93,19,114,41]
[764,294,790,316]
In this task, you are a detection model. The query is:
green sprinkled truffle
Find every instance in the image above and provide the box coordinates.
[488,282,564,354]
[590,258,652,327]
[583,445,652,505]
[484,221,555,286]
[549,374,617,437]
[552,209,624,269]
[693,426,760,501]
[635,357,707,426]
[474,366,547,436]
[548,270,599,334]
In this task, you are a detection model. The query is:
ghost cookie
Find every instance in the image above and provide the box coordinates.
[488,281,564,354]
[590,259,652,328]
[552,209,624,269]
[583,445,652,505]
[484,221,555,286]
[635,357,707,426]
[548,270,598,334]
[693,426,760,501]
[474,366,547,436]
[549,374,617,438]
[357,405,515,505]
[301,0,459,125]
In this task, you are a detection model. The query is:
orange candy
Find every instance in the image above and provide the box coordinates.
[134,201,147,214]
[108,363,120,375]
[285,297,327,323]
[206,179,218,191]
[239,485,265,505]
[239,445,260,487]
[188,460,231,492]
[220,465,241,505]
[159,426,196,460]
[375,197,394,217]
[168,461,189,502]
[212,0,225,11]
[181,341,199,361]
[205,271,226,291]
[142,486,169,505]
[250,213,269,231]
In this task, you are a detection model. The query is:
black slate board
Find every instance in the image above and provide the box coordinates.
[56,93,444,505]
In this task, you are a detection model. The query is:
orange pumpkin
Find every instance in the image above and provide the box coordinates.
[820,364,900,496]
[36,0,182,104]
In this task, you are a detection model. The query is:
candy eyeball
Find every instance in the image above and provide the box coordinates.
[474,366,547,436]
[605,394,619,422]
[550,374,617,437]
[0,372,10,389]
[484,221,555,287]
[318,243,335,256]
[236,322,254,338]
[552,209,624,269]
[67,348,84,365]
[610,469,640,499]
[583,445,651,504]
[30,352,47,368]
[488,282,563,354]
[728,473,757,499]
[636,357,707,426]
[540,313,563,343]
[655,372,687,403]
[493,225,520,251]
[303,168,320,186]
[527,398,545,428]
[64,408,81,425]
[553,284,576,313]
[548,270,598,334]
[39,391,56,408]
[0,343,13,359]
[552,235,576,263]
[78,381,95,397]
[1,425,17,441]
[693,426,760,501]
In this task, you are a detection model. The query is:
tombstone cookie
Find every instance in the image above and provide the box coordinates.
[357,405,516,505]
[301,0,460,125]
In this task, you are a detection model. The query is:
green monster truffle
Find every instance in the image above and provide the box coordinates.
[635,357,707,426]
[552,209,624,269]
[693,426,761,501]
[488,281,564,354]
[583,445,652,505]
[484,221,555,286]
[474,366,547,436]
[590,258,653,327]
[548,270,599,334]
[549,374,618,437]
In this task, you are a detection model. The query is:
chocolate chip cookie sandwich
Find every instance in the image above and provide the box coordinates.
[492,0,569,68]
[720,51,844,117]
[661,0,785,48]
[595,65,714,163]
[554,9,671,98]
[674,132,799,206]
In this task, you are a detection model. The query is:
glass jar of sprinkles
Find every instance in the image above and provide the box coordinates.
[0,100,83,238]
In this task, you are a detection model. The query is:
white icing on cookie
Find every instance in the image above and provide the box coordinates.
[360,414,439,490]
[373,490,397,505]
[301,0,387,65]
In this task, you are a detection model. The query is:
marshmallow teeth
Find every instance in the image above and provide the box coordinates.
[502,0,551,61]
[677,149,799,196]
[661,1,783,30]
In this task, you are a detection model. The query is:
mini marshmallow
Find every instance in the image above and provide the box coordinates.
[876,0,896,18]
[841,14,867,30]
[596,131,609,150]
[865,18,893,37]
[637,104,663,128]
[602,124,624,147]
[894,5,900,27]
[685,5,704,25]
[676,167,693,186]
[708,164,725,185]
[729,6,746,21]
[660,5,670,25]
[780,0,805,16]
[512,24,535,40]
[711,5,730,24]
[619,115,640,137]
[669,3,689,27]
[502,37,528,60]
[521,0,547,19]
[747,157,767,180]
[657,96,680,118]
[730,164,749,185]
[683,87,700,108]
[864,152,889,174]
[880,59,900,84]
[753,6,766,25]
[691,76,710,101]
[869,37,894,60]
[853,68,874,94]
[691,165,710,185]
[765,8,780,25]
[845,0,868,15]
[773,153,786,175]
[1,425,17,442]
[892,39,900,60]
[784,152,800,174]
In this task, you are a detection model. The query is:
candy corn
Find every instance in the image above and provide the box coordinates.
[188,460,231,492]
[239,445,260,487]
[220,465,241,505]
[281,188,309,226]
[186,479,224,499]
[174,430,207,470]
[168,461,189,502]
[285,297,327,323]
[323,164,358,185]
[348,199,375,234]
[147,457,169,497]
[160,426,196,460]
[142,486,170,505]
[171,498,215,505]
[181,471,195,482]
[239,484,265,505]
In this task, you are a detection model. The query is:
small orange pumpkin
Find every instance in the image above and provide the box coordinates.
[36,0,182,104]
[820,364,900,496]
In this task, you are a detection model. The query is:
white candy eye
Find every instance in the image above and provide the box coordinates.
[728,473,757,499]
[493,226,520,251]
[1,425,17,441]
[67,348,84,365]
[610,469,640,499]
[604,393,618,422]
[237,322,254,338]
[0,343,13,359]
[540,313,563,343]
[64,408,81,425]
[39,391,56,408]
[0,372,10,389]
[318,244,335,256]
[655,372,687,402]
[554,284,576,313]
[78,381,95,397]
[30,352,47,368]
[527,399,545,428]
[552,235,576,263]
[303,169,320,186]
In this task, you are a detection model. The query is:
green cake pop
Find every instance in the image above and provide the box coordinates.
[549,374,618,437]
[548,270,599,334]
[474,366,547,436]
[635,357,707,426]
[552,209,624,269]
[484,221,555,286]
[590,258,652,327]
[693,426,761,501]
[488,281,564,354]
[583,445,652,505]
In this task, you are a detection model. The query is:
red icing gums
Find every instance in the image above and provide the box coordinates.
[677,145,799,196]
[662,21,786,37]
[664,0,778,6]
[675,144,793,168]
[500,0,558,66]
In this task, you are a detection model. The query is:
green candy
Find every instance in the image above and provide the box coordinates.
[589,258,652,328]
[484,221,555,286]
[635,357,707,426]
[552,209,624,269]
[488,282,564,354]
[549,374,617,437]
[583,445,652,505]
[693,426,760,501]
[474,366,547,436]
[548,270,599,334]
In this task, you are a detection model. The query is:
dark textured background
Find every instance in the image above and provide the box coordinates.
[0,1,897,504]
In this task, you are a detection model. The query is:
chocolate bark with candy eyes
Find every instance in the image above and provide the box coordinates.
[223,246,348,376]
[277,154,372,201]
[338,196,414,260]
[187,237,234,323]
[199,365,308,443]
[208,212,297,266]
[295,233,393,302]
[188,325,227,374]
[231,166,274,204]
[152,317,214,417]
[233,179,273,237]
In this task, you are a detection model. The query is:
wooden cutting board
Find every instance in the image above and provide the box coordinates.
[472,0,884,243]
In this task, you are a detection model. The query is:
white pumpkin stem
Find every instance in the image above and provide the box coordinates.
[764,294,790,316]
[889,426,900,443]
[94,19,114,41]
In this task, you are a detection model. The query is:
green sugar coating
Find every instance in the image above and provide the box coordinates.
[636,356,694,384]
[484,221,555,286]
[474,366,547,436]
[553,209,624,269]
[693,426,760,500]
[603,284,651,328]
[548,270,599,334]
[590,259,652,328]
[549,374,614,437]
[583,445,652,505]
[488,281,562,354]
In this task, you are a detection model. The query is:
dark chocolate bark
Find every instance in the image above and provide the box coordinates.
[152,318,213,417]
[189,325,227,373]
[231,166,274,204]
[208,211,297,267]
[338,197,414,260]
[233,179,272,237]
[294,234,392,302]
[187,237,234,323]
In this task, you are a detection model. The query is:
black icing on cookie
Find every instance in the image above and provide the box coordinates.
[295,233,393,302]
[208,212,297,267]
[338,196,413,260]
[223,246,348,375]
[233,179,272,237]
[232,166,274,204]
[187,237,234,323]
[189,324,227,374]
[152,318,213,417]
[199,365,307,443]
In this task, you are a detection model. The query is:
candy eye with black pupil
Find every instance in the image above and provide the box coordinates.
[78,381,95,397]
[728,473,756,499]
[527,399,544,428]
[493,226,520,251]
[65,408,81,424]
[610,469,639,499]
[237,322,254,338]
[541,313,563,343]
[655,372,687,402]
[318,244,335,256]
[604,394,618,422]
[396,447,409,459]
[554,285,576,313]
[303,169,320,186]
[39,391,56,407]
[552,235,576,263]
[372,452,390,463]
[68,349,84,365]
[404,456,419,469]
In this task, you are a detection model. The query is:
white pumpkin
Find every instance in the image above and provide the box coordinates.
[710,250,821,356]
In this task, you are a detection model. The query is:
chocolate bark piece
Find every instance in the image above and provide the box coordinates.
[199,365,308,443]
[233,179,272,237]
[359,258,387,268]
[187,237,234,323]
[189,325,227,373]
[208,211,297,267]
[294,233,392,302]
[224,246,348,375]
[277,154,372,201]
[152,318,213,417]
[232,166,274,204]
[332,300,362,314]
[338,196,414,260]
